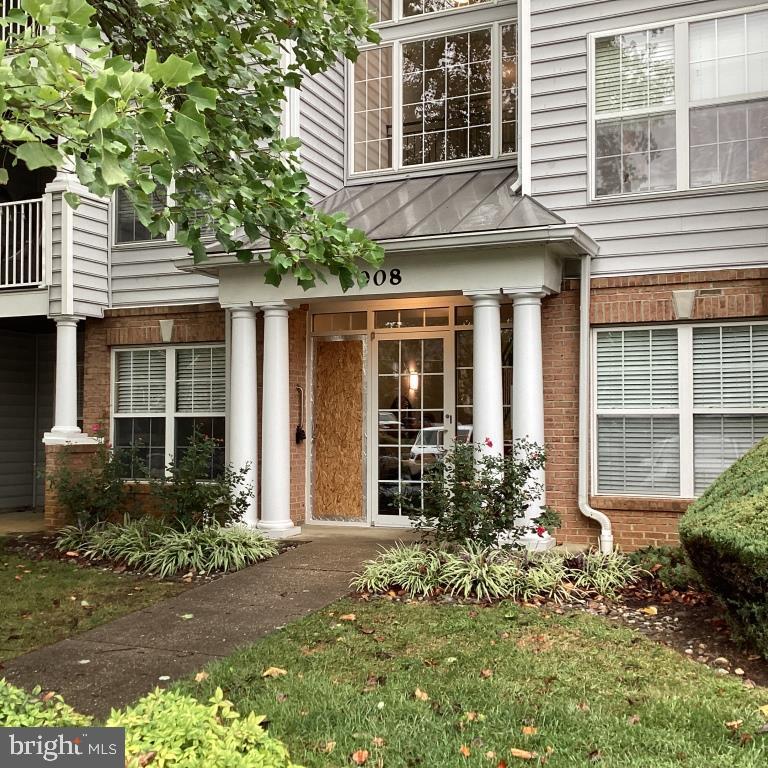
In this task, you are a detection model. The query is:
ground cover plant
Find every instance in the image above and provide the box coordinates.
[177,598,768,767]
[0,681,300,767]
[680,437,768,658]
[55,519,277,578]
[0,538,182,661]
[351,542,640,602]
[628,545,704,593]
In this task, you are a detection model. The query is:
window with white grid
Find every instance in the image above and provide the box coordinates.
[594,323,768,498]
[112,346,226,479]
[591,7,768,198]
[351,2,516,175]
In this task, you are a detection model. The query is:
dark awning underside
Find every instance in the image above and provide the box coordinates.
[316,168,565,240]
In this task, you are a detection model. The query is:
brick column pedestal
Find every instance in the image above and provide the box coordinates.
[44,443,100,531]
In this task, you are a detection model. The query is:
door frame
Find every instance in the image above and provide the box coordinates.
[370,328,456,528]
[307,334,370,526]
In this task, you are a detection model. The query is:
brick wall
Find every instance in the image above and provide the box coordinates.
[44,443,99,530]
[544,268,768,552]
[80,303,309,526]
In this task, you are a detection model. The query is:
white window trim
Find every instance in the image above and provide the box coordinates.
[591,319,768,500]
[587,2,768,202]
[110,343,227,479]
[347,3,518,179]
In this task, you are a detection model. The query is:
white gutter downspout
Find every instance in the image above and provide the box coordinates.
[579,253,614,553]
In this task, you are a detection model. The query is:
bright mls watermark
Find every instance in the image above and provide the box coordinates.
[0,728,124,767]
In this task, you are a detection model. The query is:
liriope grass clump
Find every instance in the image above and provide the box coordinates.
[56,518,278,577]
[351,542,639,602]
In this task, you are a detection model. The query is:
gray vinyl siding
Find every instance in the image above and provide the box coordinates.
[48,194,63,315]
[72,197,109,316]
[34,333,55,505]
[530,0,768,276]
[0,330,54,510]
[109,243,218,308]
[300,61,346,201]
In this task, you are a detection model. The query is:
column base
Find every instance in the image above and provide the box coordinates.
[42,431,96,446]
[256,522,302,539]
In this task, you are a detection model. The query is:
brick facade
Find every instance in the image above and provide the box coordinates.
[542,268,768,551]
[44,443,99,530]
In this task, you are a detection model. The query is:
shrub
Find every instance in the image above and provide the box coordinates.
[405,439,546,547]
[680,437,768,658]
[55,519,277,577]
[107,686,300,768]
[0,680,300,767]
[351,542,639,602]
[46,430,131,527]
[628,545,704,592]
[150,430,252,529]
[0,680,91,727]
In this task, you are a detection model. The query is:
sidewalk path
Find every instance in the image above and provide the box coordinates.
[2,533,411,718]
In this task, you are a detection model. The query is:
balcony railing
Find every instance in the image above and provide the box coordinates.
[1,0,41,43]
[0,198,44,288]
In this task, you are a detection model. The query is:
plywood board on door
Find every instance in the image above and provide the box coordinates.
[312,338,366,521]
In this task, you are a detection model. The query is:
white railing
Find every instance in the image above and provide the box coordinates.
[1,0,41,44]
[0,198,44,288]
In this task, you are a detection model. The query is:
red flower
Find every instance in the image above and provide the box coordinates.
[484,437,493,448]
[536,526,546,537]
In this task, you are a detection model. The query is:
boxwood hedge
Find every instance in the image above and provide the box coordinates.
[679,437,768,658]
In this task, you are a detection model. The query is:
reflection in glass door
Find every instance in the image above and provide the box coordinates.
[375,334,449,523]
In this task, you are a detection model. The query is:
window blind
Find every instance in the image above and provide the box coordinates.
[176,347,226,413]
[694,414,768,494]
[115,187,167,244]
[595,27,675,115]
[114,350,166,413]
[596,328,679,409]
[597,415,680,495]
[693,325,768,408]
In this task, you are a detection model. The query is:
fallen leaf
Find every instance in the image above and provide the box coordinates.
[740,733,754,745]
[41,691,55,703]
[77,659,90,665]
[725,720,743,732]
[521,726,538,736]
[178,613,194,621]
[497,762,507,768]
[80,600,90,608]
[588,749,602,762]
[371,737,385,748]
[14,575,22,581]
[445,657,458,664]
[627,714,641,726]
[340,613,357,622]
[640,606,658,616]
[484,751,496,760]
[480,668,493,679]
[509,748,537,760]
[262,667,288,678]
[194,671,209,683]
[459,745,471,758]
[322,741,336,754]
[758,704,768,718]
[64,551,79,558]
[276,692,288,703]
[414,687,429,701]
[158,676,170,681]
[137,752,157,767]
[351,748,369,765]
[576,701,590,712]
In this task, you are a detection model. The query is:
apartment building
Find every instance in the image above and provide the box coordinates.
[1,0,766,551]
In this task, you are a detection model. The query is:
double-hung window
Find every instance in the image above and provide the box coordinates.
[592,6,768,198]
[113,346,226,478]
[351,1,517,175]
[594,323,768,498]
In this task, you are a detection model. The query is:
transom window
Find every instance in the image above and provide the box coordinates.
[592,7,768,198]
[352,1,517,174]
[594,323,768,498]
[112,346,226,478]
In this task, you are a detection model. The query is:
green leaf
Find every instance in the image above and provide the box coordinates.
[15,142,61,171]
[174,102,208,141]
[2,124,37,142]
[0,168,8,185]
[186,83,218,111]
[87,101,118,131]
[144,47,205,87]
[63,191,81,210]
[99,153,128,186]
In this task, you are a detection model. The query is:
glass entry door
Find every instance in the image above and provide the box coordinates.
[374,332,453,525]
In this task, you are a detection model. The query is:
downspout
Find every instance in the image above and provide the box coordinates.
[578,253,614,553]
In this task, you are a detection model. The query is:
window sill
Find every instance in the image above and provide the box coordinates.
[590,495,694,513]
[589,179,768,207]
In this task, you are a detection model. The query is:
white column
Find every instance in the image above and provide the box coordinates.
[229,307,259,527]
[512,292,554,550]
[258,304,300,538]
[44,315,83,442]
[469,293,504,458]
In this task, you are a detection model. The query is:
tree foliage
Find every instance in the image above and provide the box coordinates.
[0,0,382,288]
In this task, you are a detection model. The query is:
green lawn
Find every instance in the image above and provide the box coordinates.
[0,538,183,661]
[178,599,768,768]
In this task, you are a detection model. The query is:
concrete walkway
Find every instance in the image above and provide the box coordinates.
[2,528,416,718]
[0,510,45,535]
